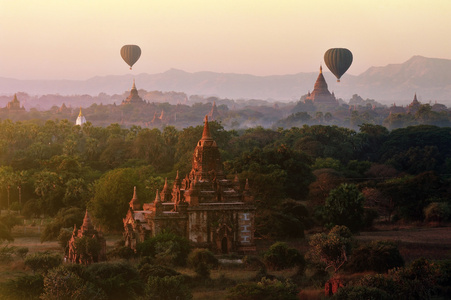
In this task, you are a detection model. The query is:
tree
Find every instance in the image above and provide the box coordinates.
[263,242,305,272]
[307,226,353,273]
[324,183,365,232]
[188,248,218,278]
[146,275,192,300]
[89,167,159,230]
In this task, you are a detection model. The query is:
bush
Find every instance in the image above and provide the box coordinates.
[227,277,298,300]
[0,274,43,300]
[188,248,219,278]
[424,202,450,224]
[346,240,404,273]
[0,244,16,263]
[86,261,144,300]
[41,266,106,300]
[263,242,305,272]
[40,207,84,242]
[136,231,191,266]
[57,228,72,255]
[108,245,136,260]
[24,252,61,274]
[331,285,391,300]
[15,246,29,260]
[146,275,192,300]
[138,264,180,282]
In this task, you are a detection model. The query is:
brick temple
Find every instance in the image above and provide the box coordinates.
[123,116,256,253]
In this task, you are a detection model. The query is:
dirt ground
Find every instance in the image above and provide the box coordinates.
[356,226,451,262]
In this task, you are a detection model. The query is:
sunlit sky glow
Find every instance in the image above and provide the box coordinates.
[1,0,450,80]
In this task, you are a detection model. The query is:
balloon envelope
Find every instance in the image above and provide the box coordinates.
[120,45,141,69]
[324,48,353,82]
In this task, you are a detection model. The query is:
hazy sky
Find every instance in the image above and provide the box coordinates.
[1,0,450,80]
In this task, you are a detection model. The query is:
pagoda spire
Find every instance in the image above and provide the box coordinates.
[82,210,94,232]
[201,115,212,140]
[78,107,83,117]
[154,189,161,204]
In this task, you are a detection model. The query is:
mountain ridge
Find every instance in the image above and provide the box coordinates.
[1,56,451,105]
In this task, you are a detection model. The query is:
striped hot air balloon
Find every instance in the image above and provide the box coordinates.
[324,48,353,82]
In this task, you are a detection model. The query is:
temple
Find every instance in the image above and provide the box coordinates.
[121,80,145,105]
[5,94,25,111]
[123,116,256,253]
[75,107,87,125]
[304,66,338,107]
[67,210,107,264]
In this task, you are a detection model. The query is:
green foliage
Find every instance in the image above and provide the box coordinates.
[188,248,219,278]
[86,261,144,300]
[346,240,404,273]
[21,199,41,219]
[138,263,180,282]
[40,207,84,242]
[89,167,160,230]
[263,242,305,272]
[307,226,353,273]
[0,243,16,263]
[330,285,391,300]
[0,274,44,300]
[108,245,136,260]
[357,259,440,300]
[73,235,101,264]
[424,201,451,224]
[136,232,191,266]
[24,252,62,274]
[15,246,29,259]
[227,277,298,300]
[145,275,192,300]
[41,266,106,300]
[57,228,72,255]
[312,157,342,170]
[324,183,365,232]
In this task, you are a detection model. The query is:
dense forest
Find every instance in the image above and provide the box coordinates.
[0,118,450,232]
[0,118,450,299]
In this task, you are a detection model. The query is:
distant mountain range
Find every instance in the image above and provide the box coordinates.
[1,56,451,105]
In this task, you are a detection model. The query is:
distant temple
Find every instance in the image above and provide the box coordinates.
[304,66,338,107]
[207,101,221,121]
[75,107,87,125]
[123,116,256,254]
[121,80,145,105]
[68,210,106,264]
[5,94,25,111]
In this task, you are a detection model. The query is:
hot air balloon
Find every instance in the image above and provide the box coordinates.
[120,45,141,70]
[324,48,353,82]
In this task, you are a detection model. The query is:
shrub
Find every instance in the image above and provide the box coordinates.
[359,274,398,296]
[227,277,298,300]
[0,274,43,300]
[40,207,84,242]
[146,275,192,300]
[108,245,136,260]
[136,231,191,266]
[424,202,450,224]
[138,264,180,282]
[188,248,219,278]
[346,240,404,273]
[24,252,61,274]
[263,242,305,272]
[41,266,106,300]
[15,246,29,260]
[57,228,72,255]
[0,244,16,263]
[331,285,391,300]
[86,261,144,300]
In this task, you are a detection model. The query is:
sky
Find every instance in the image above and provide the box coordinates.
[1,0,450,80]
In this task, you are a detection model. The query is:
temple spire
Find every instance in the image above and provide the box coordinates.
[154,189,161,204]
[320,65,322,74]
[201,115,212,140]
[78,107,83,117]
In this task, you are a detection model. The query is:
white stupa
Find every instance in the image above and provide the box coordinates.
[76,107,87,126]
